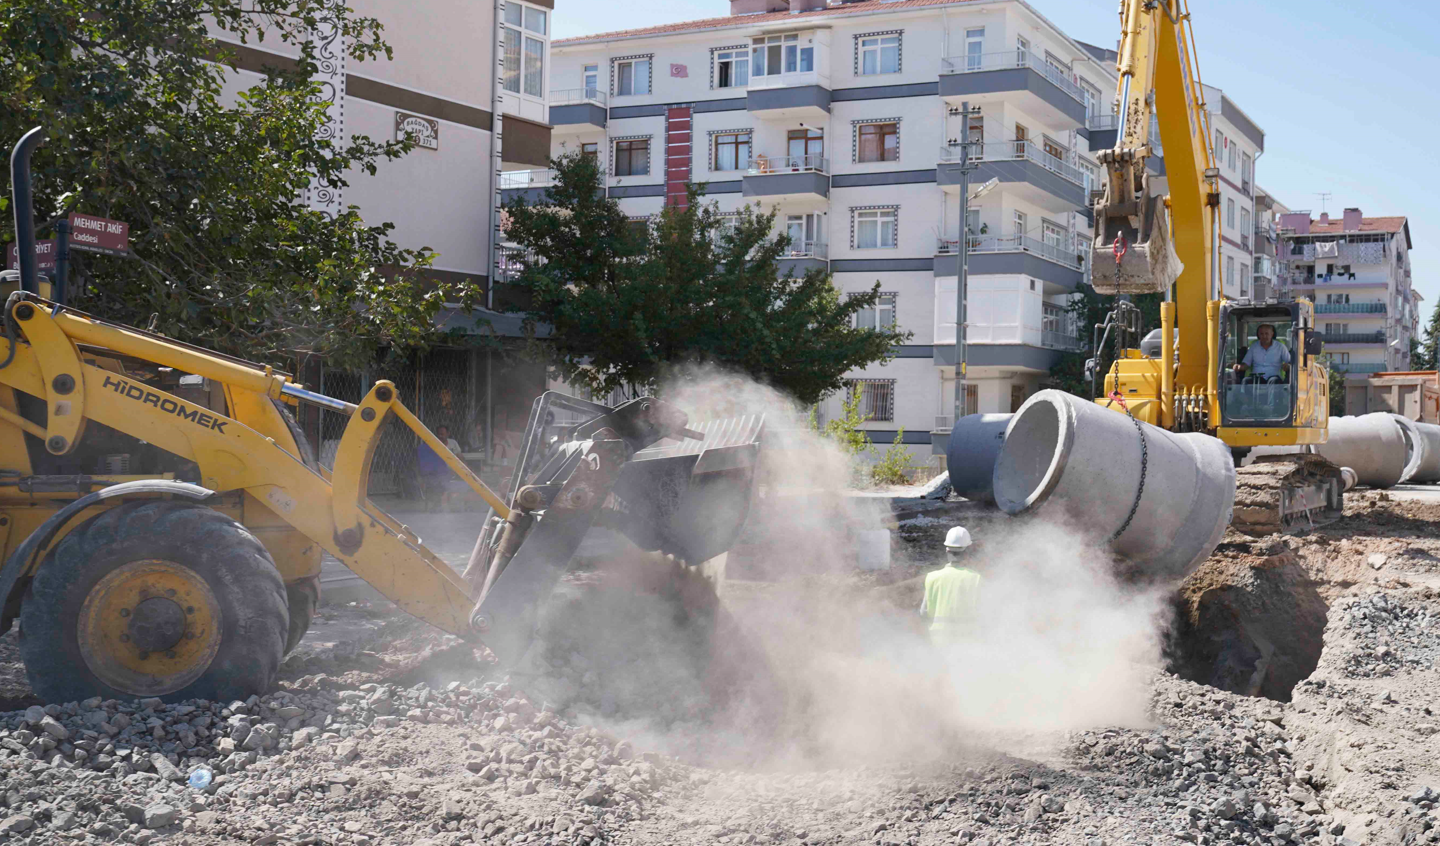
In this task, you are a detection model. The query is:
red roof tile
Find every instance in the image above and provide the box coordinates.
[554,0,982,45]
[1307,216,1407,235]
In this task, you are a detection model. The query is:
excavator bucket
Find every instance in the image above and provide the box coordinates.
[463,392,764,667]
[1091,190,1184,296]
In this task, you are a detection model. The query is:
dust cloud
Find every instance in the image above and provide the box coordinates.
[514,366,1168,770]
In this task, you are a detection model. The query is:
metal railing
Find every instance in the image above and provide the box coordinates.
[940,50,1087,106]
[1320,332,1386,345]
[934,415,954,432]
[746,154,829,175]
[1331,363,1387,374]
[550,87,607,106]
[957,233,1086,270]
[939,141,1087,187]
[1087,113,1118,131]
[1315,302,1386,314]
[499,169,555,191]
[783,240,828,260]
[495,246,538,282]
[1042,330,1084,351]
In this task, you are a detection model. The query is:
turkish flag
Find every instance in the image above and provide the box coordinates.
[670,63,688,78]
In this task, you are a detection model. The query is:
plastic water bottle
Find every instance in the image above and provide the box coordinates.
[187,767,213,790]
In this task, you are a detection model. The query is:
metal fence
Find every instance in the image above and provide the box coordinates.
[747,154,829,175]
[940,50,1087,105]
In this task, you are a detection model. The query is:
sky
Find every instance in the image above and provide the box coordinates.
[554,0,1440,313]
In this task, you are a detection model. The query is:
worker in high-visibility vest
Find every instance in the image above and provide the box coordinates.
[920,526,982,646]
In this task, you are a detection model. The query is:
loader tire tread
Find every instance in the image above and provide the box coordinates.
[19,500,288,704]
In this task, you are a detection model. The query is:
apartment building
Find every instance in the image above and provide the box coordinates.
[212,1,558,474]
[1201,84,1263,301]
[1277,209,1421,377]
[527,0,1117,465]
[1251,186,1289,300]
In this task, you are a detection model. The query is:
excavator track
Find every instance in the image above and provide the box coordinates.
[1231,454,1345,537]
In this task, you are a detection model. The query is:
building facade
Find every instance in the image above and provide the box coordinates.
[1252,186,1289,300]
[1277,209,1421,376]
[1202,84,1264,301]
[531,0,1118,465]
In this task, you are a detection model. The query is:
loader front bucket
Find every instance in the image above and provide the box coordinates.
[466,394,764,668]
[605,415,766,565]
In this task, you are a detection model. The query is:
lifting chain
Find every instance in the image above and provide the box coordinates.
[1106,389,1149,544]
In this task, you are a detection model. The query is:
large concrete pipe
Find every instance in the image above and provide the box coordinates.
[945,413,1011,503]
[1389,414,1426,483]
[1315,414,1409,489]
[1412,423,1440,484]
[992,390,1235,582]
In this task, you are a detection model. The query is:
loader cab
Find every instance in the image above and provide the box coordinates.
[1218,301,1317,428]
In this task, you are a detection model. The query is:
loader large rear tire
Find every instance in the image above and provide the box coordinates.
[19,501,288,704]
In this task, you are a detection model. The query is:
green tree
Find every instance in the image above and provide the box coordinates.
[502,152,910,405]
[1321,357,1348,417]
[870,429,918,486]
[0,0,482,368]
[1415,300,1440,371]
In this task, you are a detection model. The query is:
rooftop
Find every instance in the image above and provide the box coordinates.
[554,0,987,45]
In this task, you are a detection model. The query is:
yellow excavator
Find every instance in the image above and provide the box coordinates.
[1089,0,1342,535]
[1,126,763,704]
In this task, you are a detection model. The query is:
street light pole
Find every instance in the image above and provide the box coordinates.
[951,102,977,427]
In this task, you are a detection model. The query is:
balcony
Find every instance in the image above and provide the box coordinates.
[778,240,829,277]
[1320,332,1385,345]
[934,415,954,434]
[743,154,830,203]
[747,71,831,121]
[1042,303,1084,351]
[935,233,1086,291]
[499,168,555,205]
[1331,363,1388,375]
[938,142,1088,213]
[940,51,1086,127]
[549,88,607,132]
[1315,302,1386,314]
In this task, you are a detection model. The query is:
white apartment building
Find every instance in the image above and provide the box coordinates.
[526,0,1118,465]
[1252,186,1289,300]
[1277,209,1421,377]
[1202,84,1264,301]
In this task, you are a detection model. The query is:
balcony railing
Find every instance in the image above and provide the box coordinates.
[1315,302,1386,314]
[496,246,538,281]
[934,415,953,433]
[942,233,1085,271]
[1330,363,1387,374]
[550,87,607,106]
[1320,332,1386,345]
[1042,330,1085,351]
[1087,113,1118,131]
[746,154,829,175]
[939,141,1088,187]
[783,240,828,260]
[749,69,825,91]
[499,169,555,191]
[940,50,1087,106]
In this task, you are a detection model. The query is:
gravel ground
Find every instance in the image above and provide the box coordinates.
[0,492,1435,845]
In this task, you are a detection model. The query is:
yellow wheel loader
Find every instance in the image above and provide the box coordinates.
[2,127,763,703]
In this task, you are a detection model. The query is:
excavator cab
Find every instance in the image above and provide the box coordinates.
[1216,301,1328,437]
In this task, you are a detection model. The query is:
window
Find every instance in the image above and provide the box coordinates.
[614,139,650,176]
[857,122,898,163]
[1015,36,1030,63]
[581,142,598,160]
[1330,352,1350,365]
[787,128,824,163]
[502,3,546,98]
[965,28,984,71]
[848,379,895,422]
[1010,385,1026,414]
[1242,153,1252,189]
[1213,129,1223,161]
[854,293,897,330]
[1240,263,1250,298]
[1226,198,1235,229]
[583,64,599,98]
[752,34,813,78]
[1228,140,1237,170]
[1325,323,1349,335]
[713,132,751,172]
[1042,136,1065,160]
[1012,210,1027,237]
[1042,220,1065,249]
[964,384,979,417]
[1226,256,1235,291]
[785,213,823,255]
[854,208,897,249]
[1240,208,1251,238]
[615,57,651,96]
[1013,123,1028,156]
[716,49,749,88]
[858,33,901,76]
[1080,80,1101,120]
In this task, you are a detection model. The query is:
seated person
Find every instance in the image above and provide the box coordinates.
[1232,323,1291,384]
[416,424,466,508]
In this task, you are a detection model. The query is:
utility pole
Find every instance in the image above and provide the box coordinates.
[950,102,978,427]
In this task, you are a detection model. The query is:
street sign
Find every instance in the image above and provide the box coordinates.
[395,112,439,151]
[67,213,129,257]
[6,239,58,272]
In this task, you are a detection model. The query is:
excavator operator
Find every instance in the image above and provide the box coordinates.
[1233,323,1291,384]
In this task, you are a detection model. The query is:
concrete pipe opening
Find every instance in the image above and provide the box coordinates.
[945,413,1012,503]
[1316,414,1408,489]
[993,390,1235,583]
[1390,414,1426,483]
[1413,423,1440,484]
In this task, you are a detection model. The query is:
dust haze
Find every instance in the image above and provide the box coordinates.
[514,367,1169,770]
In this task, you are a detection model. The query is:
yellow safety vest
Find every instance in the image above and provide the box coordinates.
[924,565,981,631]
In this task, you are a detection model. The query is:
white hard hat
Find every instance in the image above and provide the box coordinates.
[944,526,972,550]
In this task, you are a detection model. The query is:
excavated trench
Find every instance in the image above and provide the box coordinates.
[1163,543,1330,702]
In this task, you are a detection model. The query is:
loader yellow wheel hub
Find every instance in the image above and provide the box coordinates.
[77,560,223,697]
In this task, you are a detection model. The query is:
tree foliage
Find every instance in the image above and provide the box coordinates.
[1415,300,1440,372]
[502,152,910,405]
[1046,284,1162,397]
[0,0,482,368]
